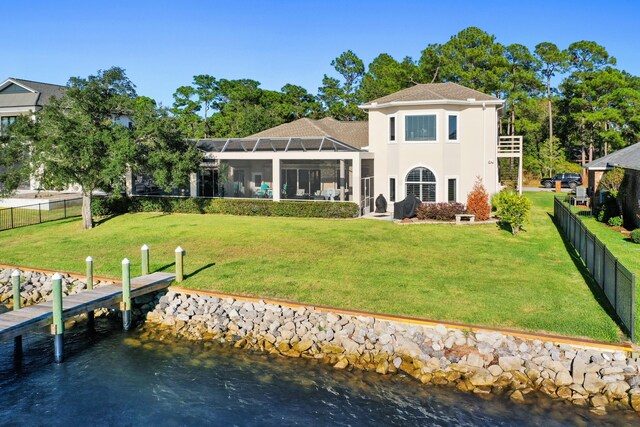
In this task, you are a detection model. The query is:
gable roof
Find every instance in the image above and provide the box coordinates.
[0,78,67,109]
[359,82,502,109]
[585,142,640,171]
[249,117,369,148]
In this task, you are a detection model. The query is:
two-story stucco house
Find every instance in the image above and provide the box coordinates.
[188,82,522,216]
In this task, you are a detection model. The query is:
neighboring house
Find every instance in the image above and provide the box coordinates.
[160,83,523,216]
[585,142,640,228]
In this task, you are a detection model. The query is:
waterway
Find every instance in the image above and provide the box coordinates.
[0,318,636,426]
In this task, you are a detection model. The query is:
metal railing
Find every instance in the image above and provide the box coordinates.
[554,196,636,341]
[0,198,82,231]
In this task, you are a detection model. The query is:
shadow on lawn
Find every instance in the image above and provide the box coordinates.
[186,262,216,279]
[547,212,629,340]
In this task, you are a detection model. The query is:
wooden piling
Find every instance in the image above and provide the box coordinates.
[52,272,64,363]
[175,246,184,283]
[86,256,94,327]
[141,244,149,276]
[11,270,22,355]
[121,258,131,330]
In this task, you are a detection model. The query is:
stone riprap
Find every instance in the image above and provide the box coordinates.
[0,268,114,307]
[146,291,640,415]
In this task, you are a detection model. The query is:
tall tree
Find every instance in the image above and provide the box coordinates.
[359,54,418,102]
[534,42,569,161]
[171,85,203,138]
[502,44,542,136]
[193,75,217,137]
[318,50,366,120]
[26,67,138,229]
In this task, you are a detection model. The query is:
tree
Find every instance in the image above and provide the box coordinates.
[193,75,217,137]
[494,191,531,235]
[0,118,31,197]
[534,42,569,160]
[359,54,418,102]
[466,177,491,221]
[318,50,366,120]
[171,85,203,138]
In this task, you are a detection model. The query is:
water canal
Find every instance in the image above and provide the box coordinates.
[0,318,635,426]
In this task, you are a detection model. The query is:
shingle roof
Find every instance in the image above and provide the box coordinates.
[12,78,67,106]
[585,142,640,171]
[249,117,369,148]
[360,82,500,108]
[0,78,67,108]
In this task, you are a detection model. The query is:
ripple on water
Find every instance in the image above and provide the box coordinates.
[0,318,637,426]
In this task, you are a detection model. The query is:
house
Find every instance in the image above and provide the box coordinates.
[156,83,523,215]
[585,142,640,228]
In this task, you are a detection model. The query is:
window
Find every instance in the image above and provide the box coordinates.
[405,115,436,141]
[448,115,458,141]
[389,177,396,202]
[1,116,17,129]
[389,116,396,142]
[447,178,457,202]
[406,167,436,202]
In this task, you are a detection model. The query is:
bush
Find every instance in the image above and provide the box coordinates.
[494,191,531,235]
[91,195,130,216]
[466,177,491,221]
[131,197,359,219]
[607,216,623,227]
[415,203,465,221]
[630,229,640,244]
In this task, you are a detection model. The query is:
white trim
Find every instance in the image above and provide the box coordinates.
[446,113,459,143]
[445,175,459,203]
[403,113,438,144]
[388,175,397,203]
[0,78,37,93]
[359,99,504,110]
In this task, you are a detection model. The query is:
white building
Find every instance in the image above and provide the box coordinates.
[186,83,521,216]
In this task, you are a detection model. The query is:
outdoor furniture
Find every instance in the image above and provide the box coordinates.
[572,187,589,207]
[296,189,305,197]
[326,188,335,200]
[256,183,269,197]
[455,214,476,225]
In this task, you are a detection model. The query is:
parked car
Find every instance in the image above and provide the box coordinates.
[540,173,582,190]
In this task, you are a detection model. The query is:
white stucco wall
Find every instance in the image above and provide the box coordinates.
[368,103,499,204]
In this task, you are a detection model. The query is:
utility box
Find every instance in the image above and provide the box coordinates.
[555,180,562,193]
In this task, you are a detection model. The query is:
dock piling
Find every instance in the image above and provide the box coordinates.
[141,244,150,276]
[11,270,22,355]
[52,273,64,363]
[175,246,184,283]
[86,256,94,328]
[121,258,131,330]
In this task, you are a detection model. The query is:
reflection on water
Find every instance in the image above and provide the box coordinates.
[0,318,636,426]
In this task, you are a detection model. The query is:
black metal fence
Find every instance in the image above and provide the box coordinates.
[554,196,636,341]
[0,198,82,231]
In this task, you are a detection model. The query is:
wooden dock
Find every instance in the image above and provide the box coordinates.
[0,271,175,342]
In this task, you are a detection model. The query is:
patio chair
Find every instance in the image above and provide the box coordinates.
[296,188,305,197]
[326,188,335,200]
[334,189,341,200]
[573,187,589,207]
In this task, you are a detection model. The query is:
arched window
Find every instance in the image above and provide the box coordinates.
[406,167,436,202]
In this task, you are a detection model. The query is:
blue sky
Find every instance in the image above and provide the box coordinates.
[3,0,639,107]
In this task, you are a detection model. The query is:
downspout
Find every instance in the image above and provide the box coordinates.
[482,102,486,184]
[495,104,505,192]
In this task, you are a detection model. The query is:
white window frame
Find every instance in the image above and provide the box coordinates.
[404,165,438,202]
[447,113,459,143]
[404,113,438,144]
[388,114,397,144]
[445,175,459,203]
[388,175,397,202]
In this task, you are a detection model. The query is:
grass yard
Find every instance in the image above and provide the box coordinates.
[0,192,624,342]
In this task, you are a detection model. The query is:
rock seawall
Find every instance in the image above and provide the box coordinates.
[146,290,640,415]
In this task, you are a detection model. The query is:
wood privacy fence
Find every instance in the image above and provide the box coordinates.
[0,198,82,231]
[554,196,636,342]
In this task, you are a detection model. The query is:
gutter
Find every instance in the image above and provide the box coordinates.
[359,99,504,110]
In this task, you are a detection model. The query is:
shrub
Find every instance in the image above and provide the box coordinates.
[130,197,359,219]
[466,176,491,221]
[91,195,130,216]
[630,229,640,244]
[495,191,531,235]
[415,203,465,221]
[607,216,623,227]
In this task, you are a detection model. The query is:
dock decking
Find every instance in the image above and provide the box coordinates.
[0,271,175,341]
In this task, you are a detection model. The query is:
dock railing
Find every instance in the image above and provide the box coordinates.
[554,196,636,342]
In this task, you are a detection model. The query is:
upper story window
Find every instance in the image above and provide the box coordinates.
[389,116,396,142]
[0,116,17,132]
[405,115,436,141]
[448,114,458,141]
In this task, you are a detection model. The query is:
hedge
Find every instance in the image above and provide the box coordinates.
[92,196,359,219]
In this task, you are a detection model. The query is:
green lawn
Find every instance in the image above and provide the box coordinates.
[0,192,624,342]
